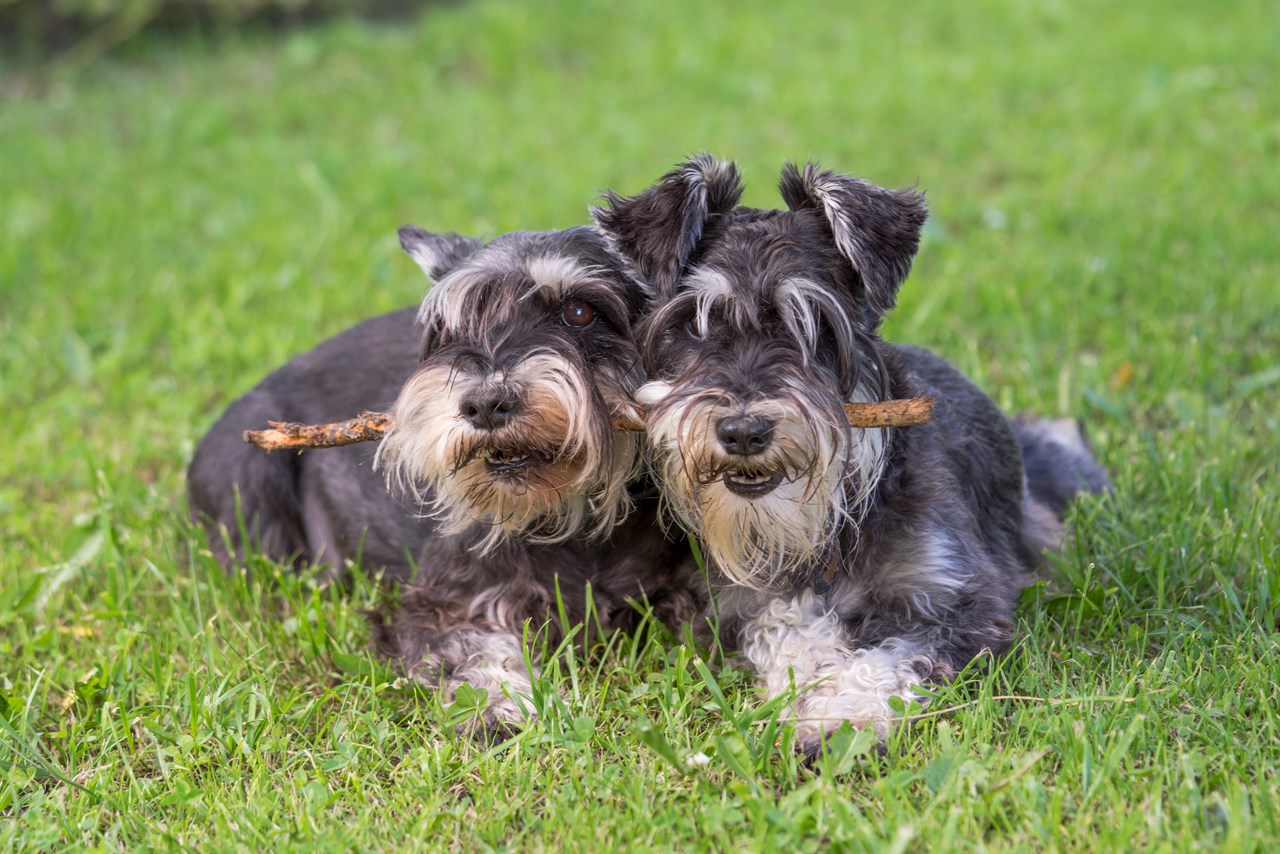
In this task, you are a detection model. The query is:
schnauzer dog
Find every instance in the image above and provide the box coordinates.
[595,156,1108,753]
[188,225,698,735]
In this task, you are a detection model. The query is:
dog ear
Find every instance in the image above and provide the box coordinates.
[778,162,927,325]
[398,226,484,281]
[592,154,743,298]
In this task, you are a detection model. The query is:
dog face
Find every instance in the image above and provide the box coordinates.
[600,160,927,590]
[377,226,645,550]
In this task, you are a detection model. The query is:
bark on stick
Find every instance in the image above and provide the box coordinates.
[244,398,934,452]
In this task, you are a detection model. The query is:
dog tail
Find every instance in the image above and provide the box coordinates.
[1013,416,1111,556]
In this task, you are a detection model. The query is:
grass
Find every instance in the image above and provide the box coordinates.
[1,0,1277,849]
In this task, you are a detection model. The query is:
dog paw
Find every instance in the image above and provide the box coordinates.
[797,729,890,768]
[791,685,916,752]
[793,707,893,768]
[454,692,536,743]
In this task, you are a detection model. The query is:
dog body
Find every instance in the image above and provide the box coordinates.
[597,157,1107,751]
[188,306,428,576]
[188,225,699,734]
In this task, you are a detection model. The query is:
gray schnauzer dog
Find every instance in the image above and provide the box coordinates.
[188,225,698,735]
[595,156,1107,754]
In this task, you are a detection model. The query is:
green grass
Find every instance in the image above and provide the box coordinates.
[2,0,1277,849]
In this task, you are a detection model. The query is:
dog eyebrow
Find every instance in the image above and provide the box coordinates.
[775,276,854,353]
[682,269,851,348]
[419,263,497,333]
[423,252,629,334]
[684,268,748,335]
[521,255,606,301]
[519,256,632,328]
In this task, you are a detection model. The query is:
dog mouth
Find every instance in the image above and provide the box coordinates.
[468,444,590,486]
[481,449,551,476]
[722,471,784,498]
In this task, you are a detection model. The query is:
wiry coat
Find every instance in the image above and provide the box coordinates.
[188,306,429,576]
[596,156,1108,753]
[188,226,700,736]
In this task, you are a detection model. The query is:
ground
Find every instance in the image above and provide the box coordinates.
[1,0,1277,850]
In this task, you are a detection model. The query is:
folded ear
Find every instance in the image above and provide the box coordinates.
[778,162,927,325]
[592,154,743,299]
[398,226,484,281]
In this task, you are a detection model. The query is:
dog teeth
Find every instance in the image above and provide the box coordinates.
[722,470,784,498]
[484,452,530,466]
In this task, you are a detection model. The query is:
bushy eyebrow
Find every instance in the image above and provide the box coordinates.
[682,268,754,336]
[521,255,609,301]
[417,262,498,332]
[677,268,855,348]
[774,276,855,355]
[420,253,632,334]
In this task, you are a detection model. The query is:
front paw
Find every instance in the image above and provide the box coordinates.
[791,684,922,757]
[797,728,890,767]
[447,684,536,743]
[794,698,890,749]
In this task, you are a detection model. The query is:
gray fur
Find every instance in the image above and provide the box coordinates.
[188,225,701,739]
[598,158,1109,754]
[1014,415,1111,518]
[187,307,425,577]
[591,154,743,299]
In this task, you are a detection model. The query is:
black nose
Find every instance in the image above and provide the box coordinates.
[459,390,521,430]
[716,415,774,457]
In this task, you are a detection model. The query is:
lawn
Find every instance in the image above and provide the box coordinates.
[1,0,1277,850]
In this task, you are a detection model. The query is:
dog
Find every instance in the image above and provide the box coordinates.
[188,224,700,736]
[594,156,1108,754]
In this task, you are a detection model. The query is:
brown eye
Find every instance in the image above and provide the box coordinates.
[561,299,596,328]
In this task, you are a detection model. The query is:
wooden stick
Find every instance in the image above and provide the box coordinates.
[243,397,934,452]
[843,396,933,427]
[243,411,395,453]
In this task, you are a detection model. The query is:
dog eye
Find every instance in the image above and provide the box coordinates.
[561,299,596,328]
[685,320,704,341]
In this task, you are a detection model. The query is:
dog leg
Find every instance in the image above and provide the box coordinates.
[372,614,537,741]
[428,627,536,740]
[738,590,935,753]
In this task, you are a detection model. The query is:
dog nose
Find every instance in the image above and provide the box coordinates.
[459,390,521,430]
[716,415,774,457]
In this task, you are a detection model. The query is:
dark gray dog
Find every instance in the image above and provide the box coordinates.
[188,225,699,734]
[595,156,1107,753]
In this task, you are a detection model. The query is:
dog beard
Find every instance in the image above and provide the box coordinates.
[639,378,888,591]
[378,350,640,552]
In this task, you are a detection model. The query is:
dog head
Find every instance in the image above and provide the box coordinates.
[377,225,646,551]
[599,160,927,590]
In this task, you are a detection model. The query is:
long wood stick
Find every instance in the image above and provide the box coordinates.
[843,396,933,428]
[244,411,395,453]
[243,398,934,452]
